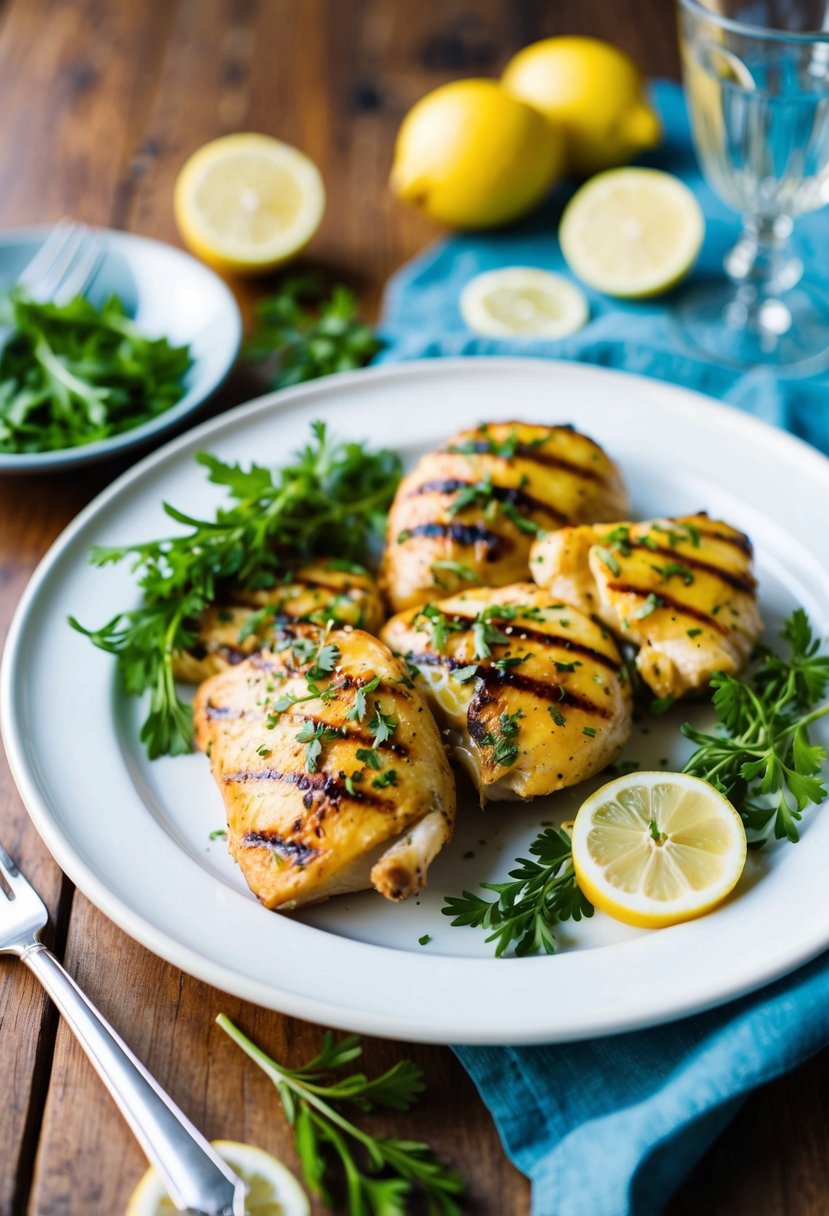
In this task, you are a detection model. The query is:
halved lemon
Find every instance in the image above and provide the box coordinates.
[460,267,589,338]
[174,134,325,275]
[559,168,704,299]
[571,771,746,928]
[125,1140,310,1216]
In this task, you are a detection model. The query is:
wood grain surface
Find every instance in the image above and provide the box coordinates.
[0,2,824,1214]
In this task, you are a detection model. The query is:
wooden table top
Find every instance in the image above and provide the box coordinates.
[2,2,828,1213]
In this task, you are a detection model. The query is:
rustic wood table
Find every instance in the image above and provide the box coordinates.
[2,2,828,1213]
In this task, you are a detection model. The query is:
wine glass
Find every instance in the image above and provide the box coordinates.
[676,0,829,369]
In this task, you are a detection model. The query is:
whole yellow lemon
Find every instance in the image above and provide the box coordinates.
[390,79,564,229]
[502,38,661,177]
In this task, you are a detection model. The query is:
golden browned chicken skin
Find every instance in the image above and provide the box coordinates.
[174,558,384,683]
[194,623,456,910]
[381,583,632,801]
[530,513,762,699]
[380,421,629,613]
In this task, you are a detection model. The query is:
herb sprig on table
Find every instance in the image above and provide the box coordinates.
[69,422,401,759]
[682,609,829,845]
[245,276,382,388]
[217,1015,465,1216]
[0,289,191,453]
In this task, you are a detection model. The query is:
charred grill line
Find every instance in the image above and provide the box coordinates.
[690,526,753,555]
[241,830,319,865]
[606,582,733,634]
[223,766,392,808]
[626,541,757,593]
[402,521,508,557]
[292,713,409,756]
[411,613,621,671]
[441,439,607,484]
[409,477,569,525]
[476,665,612,718]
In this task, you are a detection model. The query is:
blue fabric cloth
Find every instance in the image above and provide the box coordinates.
[377,81,829,1214]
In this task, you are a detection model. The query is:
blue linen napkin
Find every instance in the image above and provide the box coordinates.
[377,80,829,1214]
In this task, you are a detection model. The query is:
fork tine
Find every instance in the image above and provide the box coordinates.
[27,223,89,302]
[51,233,107,305]
[0,841,22,882]
[14,219,79,292]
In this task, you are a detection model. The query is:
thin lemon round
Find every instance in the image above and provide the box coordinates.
[174,134,325,275]
[125,1140,310,1216]
[571,771,746,929]
[460,267,589,338]
[559,168,704,299]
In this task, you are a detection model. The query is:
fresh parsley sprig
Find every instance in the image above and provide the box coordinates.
[216,1015,465,1216]
[442,827,592,957]
[0,289,192,454]
[69,422,401,758]
[245,276,382,388]
[682,609,829,845]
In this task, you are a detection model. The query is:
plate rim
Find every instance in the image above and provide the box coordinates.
[0,225,242,473]
[4,355,829,1045]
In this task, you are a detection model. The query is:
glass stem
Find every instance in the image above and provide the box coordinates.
[723,214,802,346]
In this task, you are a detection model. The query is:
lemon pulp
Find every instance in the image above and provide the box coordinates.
[571,771,746,928]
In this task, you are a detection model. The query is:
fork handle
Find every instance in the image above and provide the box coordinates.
[22,943,243,1216]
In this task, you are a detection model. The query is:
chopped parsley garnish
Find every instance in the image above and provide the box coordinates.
[418,934,432,946]
[594,546,621,576]
[548,707,566,727]
[582,726,597,738]
[209,828,228,841]
[482,709,524,769]
[431,559,478,586]
[368,706,397,747]
[355,747,382,770]
[494,654,531,673]
[453,664,480,683]
[448,473,494,517]
[372,769,398,790]
[652,561,695,586]
[295,721,342,772]
[348,675,381,722]
[414,604,464,653]
[632,593,664,620]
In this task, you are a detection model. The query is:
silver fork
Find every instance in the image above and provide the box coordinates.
[0,842,246,1216]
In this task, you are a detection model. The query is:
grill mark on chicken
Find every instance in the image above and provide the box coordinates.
[605,583,732,635]
[205,699,241,719]
[223,766,392,808]
[241,830,319,865]
[627,542,757,593]
[188,641,257,665]
[292,714,409,756]
[408,478,568,525]
[689,525,753,555]
[403,521,509,557]
[422,613,621,671]
[441,440,607,484]
[477,666,612,717]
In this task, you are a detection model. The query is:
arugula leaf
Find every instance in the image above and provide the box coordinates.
[69,422,401,757]
[0,289,191,454]
[217,1015,464,1215]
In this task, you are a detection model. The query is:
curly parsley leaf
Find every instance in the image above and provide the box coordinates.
[682,609,829,845]
[442,827,592,957]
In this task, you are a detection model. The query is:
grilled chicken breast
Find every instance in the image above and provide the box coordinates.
[193,623,456,910]
[174,559,384,683]
[381,583,632,801]
[380,421,629,613]
[531,513,762,698]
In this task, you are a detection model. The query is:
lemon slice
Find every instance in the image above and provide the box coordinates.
[559,168,704,299]
[174,134,325,275]
[125,1140,310,1216]
[460,267,589,338]
[571,771,746,928]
